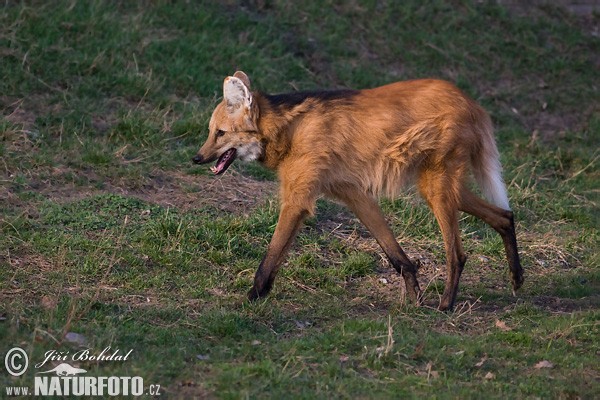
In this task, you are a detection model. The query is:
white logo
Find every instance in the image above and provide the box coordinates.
[5,347,28,376]
[37,362,87,376]
[3,346,162,396]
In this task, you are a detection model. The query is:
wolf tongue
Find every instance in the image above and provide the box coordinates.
[212,148,236,175]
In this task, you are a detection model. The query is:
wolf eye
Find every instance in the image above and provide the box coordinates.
[216,129,225,137]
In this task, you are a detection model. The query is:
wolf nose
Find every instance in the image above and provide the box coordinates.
[192,154,204,164]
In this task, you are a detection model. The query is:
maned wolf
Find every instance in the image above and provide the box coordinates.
[193,71,523,311]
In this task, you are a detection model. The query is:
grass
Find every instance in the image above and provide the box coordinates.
[1,0,599,398]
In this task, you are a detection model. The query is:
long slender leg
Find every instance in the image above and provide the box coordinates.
[247,204,309,301]
[430,202,466,311]
[418,171,467,311]
[459,189,524,292]
[330,186,422,304]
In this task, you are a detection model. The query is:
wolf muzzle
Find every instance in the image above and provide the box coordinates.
[192,154,205,164]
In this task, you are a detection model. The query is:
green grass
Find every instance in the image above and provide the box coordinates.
[1,1,599,398]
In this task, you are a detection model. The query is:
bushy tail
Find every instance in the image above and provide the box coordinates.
[472,119,511,210]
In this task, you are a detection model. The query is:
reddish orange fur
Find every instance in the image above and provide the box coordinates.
[194,71,523,310]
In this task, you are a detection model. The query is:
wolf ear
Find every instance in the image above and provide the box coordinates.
[233,71,251,89]
[223,72,252,115]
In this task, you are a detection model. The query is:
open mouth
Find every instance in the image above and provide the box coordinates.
[210,148,237,175]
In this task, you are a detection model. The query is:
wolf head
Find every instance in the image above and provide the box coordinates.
[192,71,262,175]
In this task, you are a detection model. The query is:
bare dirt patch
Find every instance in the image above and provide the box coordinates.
[2,100,37,129]
[1,94,62,129]
[12,166,277,215]
[0,250,69,310]
[126,169,276,214]
[529,294,599,312]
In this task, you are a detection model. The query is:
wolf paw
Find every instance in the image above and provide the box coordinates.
[247,284,272,302]
[511,271,524,292]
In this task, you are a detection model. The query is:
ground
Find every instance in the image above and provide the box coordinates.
[1,1,599,399]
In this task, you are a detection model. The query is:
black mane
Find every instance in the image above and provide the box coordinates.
[264,89,359,109]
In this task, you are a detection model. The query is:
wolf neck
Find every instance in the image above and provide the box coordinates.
[254,89,359,170]
[254,93,309,170]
